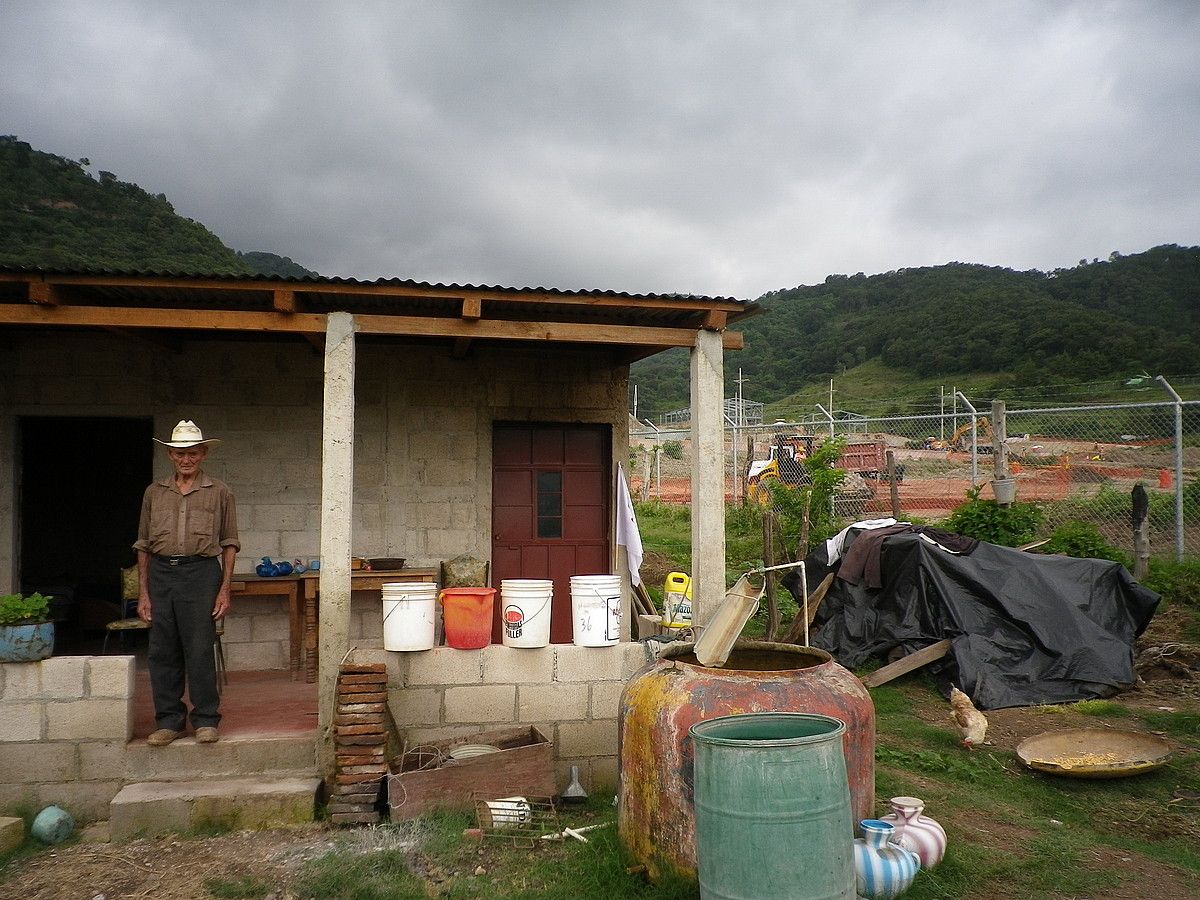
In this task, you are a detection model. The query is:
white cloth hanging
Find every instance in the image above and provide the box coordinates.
[616,463,644,586]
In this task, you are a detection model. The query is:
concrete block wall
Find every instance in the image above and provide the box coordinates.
[223,593,383,671]
[0,655,135,821]
[1,331,629,599]
[354,641,646,793]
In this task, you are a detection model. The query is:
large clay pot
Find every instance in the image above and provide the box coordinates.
[618,640,875,881]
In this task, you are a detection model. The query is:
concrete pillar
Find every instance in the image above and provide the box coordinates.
[317,312,356,772]
[689,328,725,625]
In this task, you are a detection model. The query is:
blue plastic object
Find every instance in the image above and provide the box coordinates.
[256,557,279,577]
[0,622,55,662]
[274,560,293,576]
[31,805,75,844]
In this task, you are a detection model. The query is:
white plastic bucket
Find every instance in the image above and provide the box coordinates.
[499,579,553,648]
[569,574,622,647]
[381,582,438,651]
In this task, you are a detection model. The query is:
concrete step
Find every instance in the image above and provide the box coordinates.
[110,775,322,842]
[124,733,317,782]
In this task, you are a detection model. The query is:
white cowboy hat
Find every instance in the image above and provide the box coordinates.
[153,420,221,448]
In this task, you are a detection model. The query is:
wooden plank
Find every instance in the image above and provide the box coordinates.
[1017,538,1050,552]
[0,304,745,349]
[861,639,952,688]
[780,572,835,645]
[703,309,727,330]
[461,297,482,320]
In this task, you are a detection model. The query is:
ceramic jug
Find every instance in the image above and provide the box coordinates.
[854,819,920,899]
[879,796,946,869]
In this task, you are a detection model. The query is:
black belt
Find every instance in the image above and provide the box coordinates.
[155,554,211,566]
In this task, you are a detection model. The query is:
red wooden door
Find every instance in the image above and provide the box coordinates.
[492,424,610,644]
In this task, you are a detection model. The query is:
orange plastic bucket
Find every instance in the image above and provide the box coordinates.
[440,587,496,649]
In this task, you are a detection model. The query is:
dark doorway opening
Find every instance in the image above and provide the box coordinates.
[18,416,153,652]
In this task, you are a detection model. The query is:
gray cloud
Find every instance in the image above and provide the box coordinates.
[2,1,1197,298]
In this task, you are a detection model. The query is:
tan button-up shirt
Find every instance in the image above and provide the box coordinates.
[133,471,240,558]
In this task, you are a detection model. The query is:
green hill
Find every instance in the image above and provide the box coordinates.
[632,246,1200,419]
[237,251,319,278]
[0,136,319,277]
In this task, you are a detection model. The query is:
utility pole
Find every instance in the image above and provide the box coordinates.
[734,368,748,428]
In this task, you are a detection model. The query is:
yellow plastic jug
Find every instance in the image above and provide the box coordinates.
[663,572,693,628]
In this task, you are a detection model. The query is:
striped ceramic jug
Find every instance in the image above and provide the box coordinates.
[854,819,920,900]
[879,796,947,869]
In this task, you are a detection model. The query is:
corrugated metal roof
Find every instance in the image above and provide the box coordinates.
[0,264,744,305]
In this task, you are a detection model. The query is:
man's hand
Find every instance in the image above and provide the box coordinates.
[137,595,152,623]
[213,585,231,620]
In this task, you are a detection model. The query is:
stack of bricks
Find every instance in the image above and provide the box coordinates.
[330,662,390,825]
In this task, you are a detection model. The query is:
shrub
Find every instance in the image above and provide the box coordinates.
[769,437,848,554]
[1040,521,1125,562]
[942,487,1043,546]
[662,440,684,460]
[1142,559,1200,609]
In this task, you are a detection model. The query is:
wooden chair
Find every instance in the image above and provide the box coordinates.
[101,565,151,654]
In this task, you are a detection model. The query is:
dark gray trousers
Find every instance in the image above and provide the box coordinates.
[148,555,221,730]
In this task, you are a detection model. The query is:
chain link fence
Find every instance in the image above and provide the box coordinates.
[630,390,1200,560]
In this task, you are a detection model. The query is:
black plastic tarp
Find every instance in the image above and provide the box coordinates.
[782,530,1160,709]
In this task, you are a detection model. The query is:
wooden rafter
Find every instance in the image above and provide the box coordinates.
[272,288,298,313]
[28,281,58,306]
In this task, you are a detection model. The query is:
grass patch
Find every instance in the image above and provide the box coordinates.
[1138,710,1200,739]
[1070,699,1131,717]
[296,847,424,899]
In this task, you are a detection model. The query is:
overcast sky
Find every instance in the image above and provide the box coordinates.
[2,1,1197,299]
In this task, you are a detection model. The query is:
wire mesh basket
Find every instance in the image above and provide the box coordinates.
[471,793,559,844]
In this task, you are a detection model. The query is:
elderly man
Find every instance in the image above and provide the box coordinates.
[133,420,239,747]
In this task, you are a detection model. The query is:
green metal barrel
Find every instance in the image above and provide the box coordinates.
[690,713,856,900]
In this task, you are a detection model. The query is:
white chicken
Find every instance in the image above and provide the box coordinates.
[949,686,988,749]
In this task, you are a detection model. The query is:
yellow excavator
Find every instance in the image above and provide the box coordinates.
[925,417,993,452]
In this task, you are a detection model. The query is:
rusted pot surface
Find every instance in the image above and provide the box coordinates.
[618,640,875,881]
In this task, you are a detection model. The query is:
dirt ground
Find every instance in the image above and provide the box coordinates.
[6,611,1198,900]
[892,606,1200,900]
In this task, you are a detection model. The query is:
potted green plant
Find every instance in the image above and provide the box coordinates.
[0,591,54,662]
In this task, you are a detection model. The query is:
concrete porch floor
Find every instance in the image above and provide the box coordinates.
[132,660,319,741]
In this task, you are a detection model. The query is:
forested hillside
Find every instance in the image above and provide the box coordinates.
[0,136,313,275]
[632,246,1200,419]
[237,251,319,277]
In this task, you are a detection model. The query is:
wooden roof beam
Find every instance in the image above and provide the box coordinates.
[461,297,482,320]
[0,304,745,350]
[1,273,745,315]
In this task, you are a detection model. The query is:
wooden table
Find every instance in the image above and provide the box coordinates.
[300,569,439,682]
[231,569,439,682]
[229,574,305,679]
